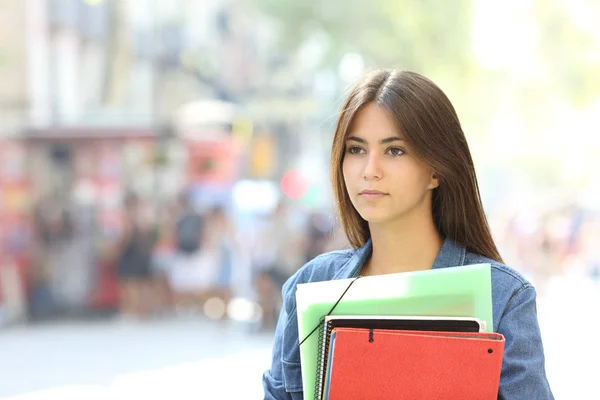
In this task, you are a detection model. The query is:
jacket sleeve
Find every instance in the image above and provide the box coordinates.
[497,285,554,400]
[262,277,303,400]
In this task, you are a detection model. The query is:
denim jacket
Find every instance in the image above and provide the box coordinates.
[263,238,554,400]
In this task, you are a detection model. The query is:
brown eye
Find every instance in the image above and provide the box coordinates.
[387,147,405,157]
[346,146,364,155]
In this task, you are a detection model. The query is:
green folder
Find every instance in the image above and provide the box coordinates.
[296,263,493,400]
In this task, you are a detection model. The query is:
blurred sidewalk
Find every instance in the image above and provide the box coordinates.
[0,317,273,400]
[537,274,600,399]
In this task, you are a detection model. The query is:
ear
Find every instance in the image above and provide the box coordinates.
[428,172,440,190]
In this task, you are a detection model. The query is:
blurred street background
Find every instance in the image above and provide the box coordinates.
[0,0,599,398]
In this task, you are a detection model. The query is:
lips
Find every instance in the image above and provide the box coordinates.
[360,190,387,195]
[359,190,388,199]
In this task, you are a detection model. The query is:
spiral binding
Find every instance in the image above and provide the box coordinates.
[314,317,327,400]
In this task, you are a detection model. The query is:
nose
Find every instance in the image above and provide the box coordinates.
[363,152,383,181]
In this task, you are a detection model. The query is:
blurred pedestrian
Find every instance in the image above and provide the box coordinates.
[115,194,157,320]
[303,211,334,263]
[253,201,305,329]
[168,193,231,318]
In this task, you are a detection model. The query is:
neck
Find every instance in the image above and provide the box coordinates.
[363,212,443,276]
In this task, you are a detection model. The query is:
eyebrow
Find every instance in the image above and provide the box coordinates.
[346,136,405,145]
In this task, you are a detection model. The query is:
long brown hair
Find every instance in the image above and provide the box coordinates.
[330,69,503,263]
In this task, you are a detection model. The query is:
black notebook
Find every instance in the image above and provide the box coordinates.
[314,315,485,400]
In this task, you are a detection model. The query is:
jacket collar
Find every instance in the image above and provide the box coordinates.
[333,236,467,279]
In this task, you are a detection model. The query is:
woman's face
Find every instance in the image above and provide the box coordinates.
[342,103,438,226]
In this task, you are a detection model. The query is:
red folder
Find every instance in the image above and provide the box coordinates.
[326,328,505,400]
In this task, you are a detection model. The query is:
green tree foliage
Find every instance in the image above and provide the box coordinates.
[531,0,600,106]
[253,0,475,77]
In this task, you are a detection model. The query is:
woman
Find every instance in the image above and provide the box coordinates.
[262,70,553,399]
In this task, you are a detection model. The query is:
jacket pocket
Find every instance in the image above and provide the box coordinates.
[282,358,303,395]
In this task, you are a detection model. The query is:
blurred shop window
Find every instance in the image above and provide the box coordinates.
[249,135,276,179]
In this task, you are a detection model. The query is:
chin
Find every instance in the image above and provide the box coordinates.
[356,208,393,224]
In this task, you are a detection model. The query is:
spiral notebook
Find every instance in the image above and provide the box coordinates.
[323,328,505,400]
[315,316,485,400]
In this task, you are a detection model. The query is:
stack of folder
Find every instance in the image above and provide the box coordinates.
[296,264,505,400]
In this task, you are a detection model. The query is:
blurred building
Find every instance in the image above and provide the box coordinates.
[0,0,29,137]
[0,0,30,324]
[0,0,162,318]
